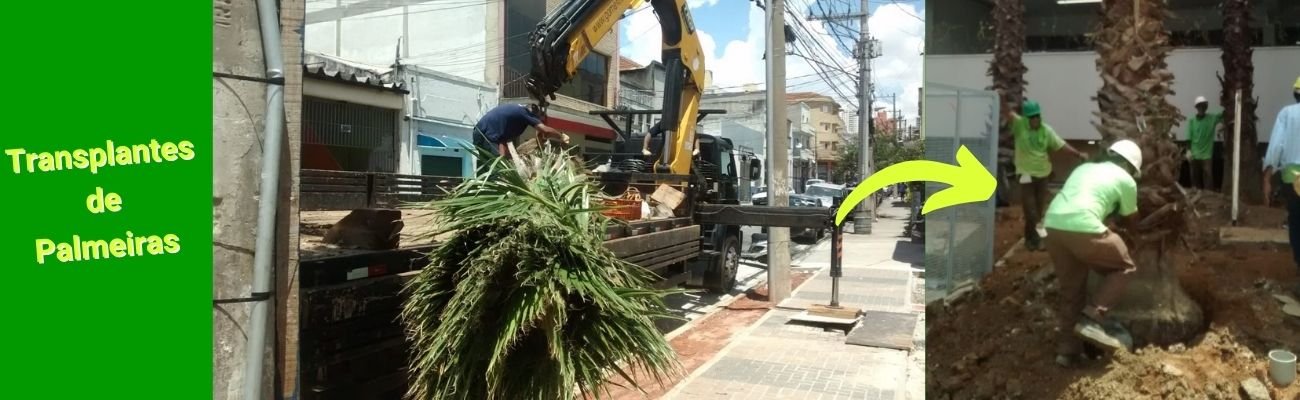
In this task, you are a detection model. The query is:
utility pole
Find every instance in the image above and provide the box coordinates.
[765,0,792,302]
[810,0,878,234]
[891,94,899,138]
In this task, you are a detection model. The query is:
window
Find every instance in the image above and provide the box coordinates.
[503,0,546,97]
[558,52,610,106]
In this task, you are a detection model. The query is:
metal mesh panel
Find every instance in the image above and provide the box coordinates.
[923,83,999,302]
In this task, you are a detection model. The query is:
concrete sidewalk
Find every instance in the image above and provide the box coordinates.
[665,201,925,400]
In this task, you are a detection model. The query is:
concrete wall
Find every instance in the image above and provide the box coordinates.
[213,0,302,398]
[305,0,492,82]
[926,47,1300,142]
[406,65,496,174]
[303,77,410,174]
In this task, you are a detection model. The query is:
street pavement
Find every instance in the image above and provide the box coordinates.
[664,200,925,400]
[656,227,821,334]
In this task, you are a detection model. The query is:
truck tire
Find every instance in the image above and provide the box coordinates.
[704,235,740,294]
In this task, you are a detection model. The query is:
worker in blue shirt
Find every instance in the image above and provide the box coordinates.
[1262,75,1300,294]
[473,103,567,161]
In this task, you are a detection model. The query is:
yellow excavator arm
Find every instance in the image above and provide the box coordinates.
[526,0,707,175]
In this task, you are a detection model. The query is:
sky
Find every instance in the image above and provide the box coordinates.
[619,0,925,122]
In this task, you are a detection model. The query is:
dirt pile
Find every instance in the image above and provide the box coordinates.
[930,194,1297,399]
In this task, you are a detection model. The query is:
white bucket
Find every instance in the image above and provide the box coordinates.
[1269,349,1296,387]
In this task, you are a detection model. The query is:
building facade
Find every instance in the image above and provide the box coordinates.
[700,90,808,192]
[928,0,1300,182]
[787,92,850,183]
[302,52,409,174]
[305,0,623,164]
[617,56,667,135]
[788,103,817,190]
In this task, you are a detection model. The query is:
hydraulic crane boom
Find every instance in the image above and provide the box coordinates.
[526,0,707,175]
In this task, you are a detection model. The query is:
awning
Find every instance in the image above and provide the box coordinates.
[418,134,473,150]
[545,116,616,140]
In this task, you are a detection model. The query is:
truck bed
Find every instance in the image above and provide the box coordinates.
[296,214,701,400]
[299,209,445,261]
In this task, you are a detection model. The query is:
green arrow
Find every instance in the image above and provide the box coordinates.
[834,145,996,226]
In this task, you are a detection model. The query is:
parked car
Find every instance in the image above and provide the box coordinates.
[751,192,827,243]
[803,182,846,208]
[803,178,826,192]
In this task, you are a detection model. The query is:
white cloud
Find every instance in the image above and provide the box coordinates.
[867,3,925,121]
[621,8,662,66]
[687,0,721,8]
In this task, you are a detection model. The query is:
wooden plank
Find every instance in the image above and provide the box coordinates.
[605,217,692,239]
[302,314,403,356]
[604,225,699,258]
[1219,226,1288,245]
[301,275,409,326]
[301,176,369,187]
[302,184,369,193]
[299,245,434,286]
[300,194,369,211]
[316,337,405,366]
[313,370,407,400]
[625,242,699,266]
[300,168,371,177]
[695,204,833,229]
[630,245,700,273]
[306,347,409,400]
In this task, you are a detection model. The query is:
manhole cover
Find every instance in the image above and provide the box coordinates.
[846,310,917,351]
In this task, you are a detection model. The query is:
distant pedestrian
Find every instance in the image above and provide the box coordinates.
[1262,76,1300,296]
[472,103,567,172]
[1186,96,1224,190]
[1043,139,1143,366]
[1004,100,1089,251]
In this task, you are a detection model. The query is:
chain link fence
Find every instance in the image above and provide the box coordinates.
[923,83,1000,303]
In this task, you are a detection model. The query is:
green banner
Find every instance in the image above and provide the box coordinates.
[0,2,211,397]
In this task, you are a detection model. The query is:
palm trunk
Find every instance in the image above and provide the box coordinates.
[1091,0,1204,347]
[988,0,1027,170]
[1217,0,1261,202]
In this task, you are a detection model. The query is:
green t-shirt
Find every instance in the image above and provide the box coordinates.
[1011,115,1066,178]
[1186,111,1223,160]
[1283,165,1300,184]
[1044,162,1139,234]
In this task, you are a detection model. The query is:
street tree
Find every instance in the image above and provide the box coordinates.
[1090,0,1204,346]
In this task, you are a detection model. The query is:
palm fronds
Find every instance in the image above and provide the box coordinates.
[399,145,681,400]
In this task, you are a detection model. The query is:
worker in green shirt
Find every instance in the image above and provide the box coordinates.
[1043,139,1143,366]
[1003,100,1088,251]
[1262,76,1300,293]
[1186,96,1224,191]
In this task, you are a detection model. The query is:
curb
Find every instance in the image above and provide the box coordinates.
[663,239,825,341]
[663,274,768,342]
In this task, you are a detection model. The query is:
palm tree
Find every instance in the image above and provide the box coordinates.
[988,0,1027,176]
[1218,0,1261,201]
[400,147,681,400]
[1090,0,1204,346]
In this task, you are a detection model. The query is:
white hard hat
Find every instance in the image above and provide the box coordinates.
[1194,96,1207,105]
[1108,139,1143,177]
